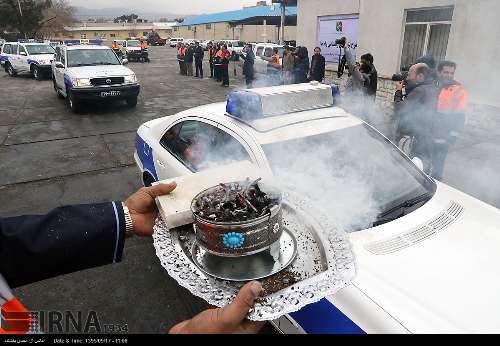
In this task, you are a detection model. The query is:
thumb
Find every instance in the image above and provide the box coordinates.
[219,281,262,327]
[145,182,177,198]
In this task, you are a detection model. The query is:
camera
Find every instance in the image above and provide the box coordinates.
[335,37,346,47]
[392,64,411,82]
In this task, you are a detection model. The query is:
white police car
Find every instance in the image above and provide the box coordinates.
[52,44,140,113]
[135,83,500,333]
[0,40,55,80]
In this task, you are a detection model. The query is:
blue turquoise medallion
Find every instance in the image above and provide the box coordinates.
[222,232,245,249]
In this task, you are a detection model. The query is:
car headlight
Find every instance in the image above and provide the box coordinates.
[124,74,137,84]
[73,78,92,87]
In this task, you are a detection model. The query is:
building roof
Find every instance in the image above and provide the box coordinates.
[177,5,297,26]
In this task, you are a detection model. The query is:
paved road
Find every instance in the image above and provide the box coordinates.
[0,47,256,333]
[1,46,499,333]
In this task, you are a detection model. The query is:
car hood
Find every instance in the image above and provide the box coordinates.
[349,182,500,333]
[29,54,54,63]
[66,65,134,79]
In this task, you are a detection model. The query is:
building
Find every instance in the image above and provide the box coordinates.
[52,22,177,43]
[174,3,297,43]
[297,0,500,108]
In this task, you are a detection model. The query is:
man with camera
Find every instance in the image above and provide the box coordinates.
[394,63,440,174]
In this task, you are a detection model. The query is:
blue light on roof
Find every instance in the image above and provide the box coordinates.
[226,91,263,121]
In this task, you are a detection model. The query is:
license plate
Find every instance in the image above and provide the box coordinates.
[101,91,120,97]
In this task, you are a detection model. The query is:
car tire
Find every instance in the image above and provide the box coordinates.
[67,88,81,113]
[32,65,42,80]
[142,172,156,187]
[6,63,16,77]
[126,96,138,108]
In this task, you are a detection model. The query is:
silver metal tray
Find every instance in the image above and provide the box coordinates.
[153,191,356,321]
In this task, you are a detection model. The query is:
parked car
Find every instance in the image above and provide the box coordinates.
[169,38,184,48]
[0,40,56,80]
[134,83,500,334]
[52,44,140,113]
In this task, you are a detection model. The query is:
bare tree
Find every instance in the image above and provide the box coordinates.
[38,0,75,38]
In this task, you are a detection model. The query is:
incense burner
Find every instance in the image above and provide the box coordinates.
[191,180,283,257]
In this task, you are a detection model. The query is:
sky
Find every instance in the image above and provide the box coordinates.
[67,0,268,15]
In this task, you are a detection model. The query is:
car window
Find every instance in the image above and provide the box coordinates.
[19,46,27,55]
[256,47,264,56]
[264,48,272,57]
[67,49,120,67]
[3,44,11,54]
[25,44,54,55]
[160,121,251,172]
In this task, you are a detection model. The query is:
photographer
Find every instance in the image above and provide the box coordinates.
[239,44,255,88]
[394,63,439,174]
[340,38,377,100]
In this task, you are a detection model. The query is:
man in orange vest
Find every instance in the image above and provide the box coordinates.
[177,43,186,75]
[432,60,469,180]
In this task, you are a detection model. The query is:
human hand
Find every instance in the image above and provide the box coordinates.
[396,81,404,91]
[169,281,264,334]
[123,182,177,237]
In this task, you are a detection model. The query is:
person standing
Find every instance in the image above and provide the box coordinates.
[293,46,310,84]
[282,46,295,85]
[184,43,194,77]
[431,60,469,181]
[214,44,223,82]
[240,43,255,88]
[220,45,231,87]
[266,47,282,86]
[194,41,204,78]
[207,43,215,78]
[309,47,326,83]
[177,43,186,75]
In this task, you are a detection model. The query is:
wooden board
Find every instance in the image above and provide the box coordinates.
[154,161,271,229]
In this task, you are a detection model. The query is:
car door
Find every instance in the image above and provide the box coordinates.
[53,46,66,89]
[17,45,29,72]
[9,44,21,70]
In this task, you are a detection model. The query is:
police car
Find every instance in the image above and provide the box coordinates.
[51,44,140,113]
[0,40,55,80]
[135,83,500,333]
[121,39,148,62]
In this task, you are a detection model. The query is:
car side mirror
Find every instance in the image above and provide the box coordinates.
[20,51,27,56]
[55,61,64,68]
[412,157,424,171]
[122,58,128,65]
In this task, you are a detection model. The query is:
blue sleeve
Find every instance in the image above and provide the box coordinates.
[0,202,126,288]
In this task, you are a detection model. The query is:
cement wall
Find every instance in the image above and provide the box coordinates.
[297,0,500,107]
[174,22,296,43]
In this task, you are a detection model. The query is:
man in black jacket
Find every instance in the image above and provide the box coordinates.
[239,44,255,88]
[309,47,326,82]
[0,182,263,334]
[394,63,439,174]
[194,41,204,78]
[184,43,194,76]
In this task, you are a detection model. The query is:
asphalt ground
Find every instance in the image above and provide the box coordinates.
[1,46,499,334]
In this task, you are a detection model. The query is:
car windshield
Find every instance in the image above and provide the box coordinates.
[127,41,141,47]
[235,41,245,47]
[67,49,121,67]
[262,123,436,232]
[25,44,55,55]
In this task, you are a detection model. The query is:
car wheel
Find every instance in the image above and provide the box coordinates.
[6,63,16,77]
[142,172,156,187]
[126,96,138,108]
[67,88,81,113]
[32,65,42,80]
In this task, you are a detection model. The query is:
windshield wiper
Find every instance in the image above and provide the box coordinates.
[375,192,433,223]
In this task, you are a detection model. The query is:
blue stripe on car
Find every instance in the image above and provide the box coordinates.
[64,74,73,88]
[27,59,39,65]
[136,134,158,181]
[289,298,365,334]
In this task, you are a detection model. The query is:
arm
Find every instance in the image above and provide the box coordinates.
[0,203,126,288]
[0,183,176,288]
[344,47,368,85]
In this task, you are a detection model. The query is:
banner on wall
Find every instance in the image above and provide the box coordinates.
[318,15,359,64]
